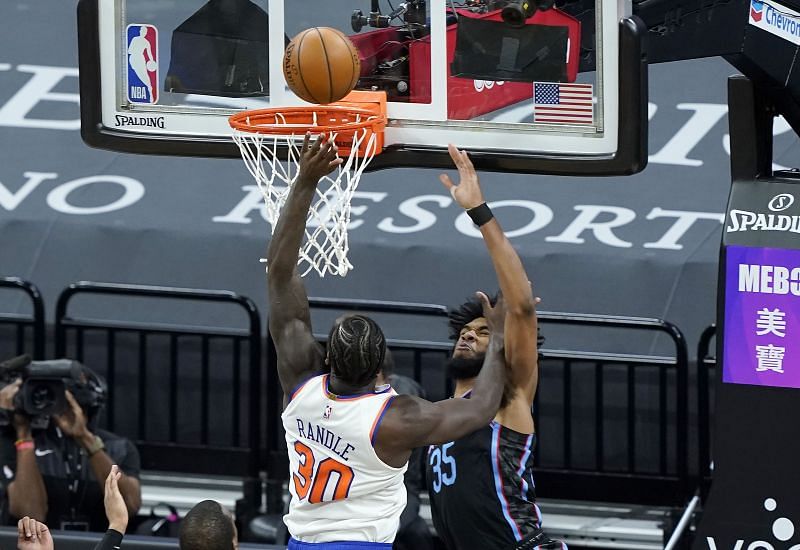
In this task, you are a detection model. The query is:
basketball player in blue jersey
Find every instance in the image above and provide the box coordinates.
[427,145,565,550]
[267,134,509,550]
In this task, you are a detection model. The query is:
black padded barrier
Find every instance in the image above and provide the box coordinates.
[0,277,46,360]
[54,282,263,520]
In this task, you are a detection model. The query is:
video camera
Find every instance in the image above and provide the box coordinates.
[0,355,107,429]
[488,0,556,26]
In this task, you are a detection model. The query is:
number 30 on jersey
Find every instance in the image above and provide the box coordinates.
[292,441,354,503]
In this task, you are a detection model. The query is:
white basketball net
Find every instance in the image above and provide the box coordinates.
[232,114,379,277]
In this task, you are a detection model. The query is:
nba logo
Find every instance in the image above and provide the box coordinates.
[750,0,764,22]
[126,24,159,104]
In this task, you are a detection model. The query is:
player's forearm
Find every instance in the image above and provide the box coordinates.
[479,219,535,315]
[84,446,141,515]
[468,337,506,417]
[7,451,48,521]
[267,176,318,282]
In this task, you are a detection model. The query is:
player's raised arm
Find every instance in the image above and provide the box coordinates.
[267,134,343,395]
[439,145,539,404]
[375,292,507,464]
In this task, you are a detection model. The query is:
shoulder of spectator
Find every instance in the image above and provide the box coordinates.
[96,428,136,450]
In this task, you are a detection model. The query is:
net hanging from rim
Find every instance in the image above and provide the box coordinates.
[229,94,385,278]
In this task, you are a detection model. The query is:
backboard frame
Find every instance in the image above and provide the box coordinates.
[78,0,647,175]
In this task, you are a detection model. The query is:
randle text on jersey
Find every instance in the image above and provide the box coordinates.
[295,419,356,462]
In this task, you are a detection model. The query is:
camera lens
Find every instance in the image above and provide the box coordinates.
[501,1,537,27]
[30,384,55,412]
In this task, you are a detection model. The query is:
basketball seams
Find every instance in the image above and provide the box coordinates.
[284,27,360,105]
[296,30,314,104]
[314,27,334,104]
[283,30,312,103]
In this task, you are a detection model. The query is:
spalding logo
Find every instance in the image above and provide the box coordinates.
[768,194,795,212]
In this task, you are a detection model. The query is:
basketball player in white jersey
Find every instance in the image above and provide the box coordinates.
[268,134,509,550]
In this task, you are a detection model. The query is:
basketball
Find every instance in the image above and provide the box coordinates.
[283,27,361,104]
[146,60,157,72]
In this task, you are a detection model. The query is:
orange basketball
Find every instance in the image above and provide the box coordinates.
[283,27,362,105]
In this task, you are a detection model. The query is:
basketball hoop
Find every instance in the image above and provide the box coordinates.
[229,91,386,278]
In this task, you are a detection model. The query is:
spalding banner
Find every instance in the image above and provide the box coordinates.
[695,180,800,549]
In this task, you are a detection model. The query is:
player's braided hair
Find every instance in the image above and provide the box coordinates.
[448,293,546,356]
[327,314,386,386]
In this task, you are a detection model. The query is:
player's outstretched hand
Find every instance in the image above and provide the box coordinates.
[16,516,53,550]
[478,290,505,343]
[104,465,129,534]
[298,132,343,184]
[439,144,485,210]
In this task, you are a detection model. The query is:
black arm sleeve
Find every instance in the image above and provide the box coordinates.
[92,529,124,550]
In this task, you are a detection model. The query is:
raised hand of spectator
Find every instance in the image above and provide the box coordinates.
[16,516,54,550]
[0,379,21,410]
[105,465,129,534]
[53,391,89,439]
[0,379,31,434]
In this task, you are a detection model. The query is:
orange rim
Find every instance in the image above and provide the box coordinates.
[229,106,385,157]
[229,106,383,135]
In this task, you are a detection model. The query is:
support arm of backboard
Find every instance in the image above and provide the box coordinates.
[727,75,775,182]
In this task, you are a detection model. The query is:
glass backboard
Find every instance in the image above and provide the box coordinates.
[78,0,647,175]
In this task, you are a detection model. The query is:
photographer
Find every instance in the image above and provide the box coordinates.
[0,359,141,531]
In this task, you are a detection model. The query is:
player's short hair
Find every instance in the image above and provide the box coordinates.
[448,293,498,341]
[448,293,545,355]
[327,314,386,386]
[179,500,235,550]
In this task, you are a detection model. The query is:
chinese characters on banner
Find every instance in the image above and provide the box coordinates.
[724,246,800,388]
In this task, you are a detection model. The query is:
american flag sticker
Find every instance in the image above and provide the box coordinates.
[533,82,594,125]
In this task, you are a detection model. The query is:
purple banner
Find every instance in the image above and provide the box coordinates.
[724,245,800,389]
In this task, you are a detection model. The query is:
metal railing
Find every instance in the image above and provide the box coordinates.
[47,285,696,530]
[697,323,716,502]
[533,312,690,508]
[54,282,263,514]
[0,277,46,359]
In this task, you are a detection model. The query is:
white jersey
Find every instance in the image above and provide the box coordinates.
[282,374,407,543]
